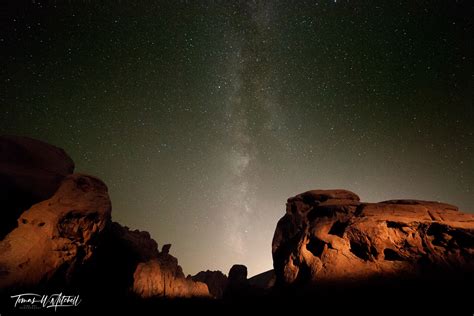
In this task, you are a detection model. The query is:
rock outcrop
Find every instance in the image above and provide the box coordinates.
[248,269,275,289]
[3,134,472,309]
[223,264,253,299]
[228,264,248,284]
[0,174,111,290]
[0,136,210,300]
[132,245,210,298]
[272,189,474,287]
[0,135,74,239]
[75,221,163,296]
[191,270,228,298]
[108,222,160,262]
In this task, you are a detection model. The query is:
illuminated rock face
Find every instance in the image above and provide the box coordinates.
[272,190,474,286]
[132,247,210,298]
[0,174,111,289]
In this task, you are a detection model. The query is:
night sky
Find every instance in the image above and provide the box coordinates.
[1,1,473,277]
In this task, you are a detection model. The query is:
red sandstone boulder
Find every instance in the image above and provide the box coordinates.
[272,189,474,286]
[0,174,111,289]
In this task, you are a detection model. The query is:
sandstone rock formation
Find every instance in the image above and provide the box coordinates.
[4,135,472,309]
[0,135,74,239]
[0,174,111,290]
[248,269,275,289]
[132,245,210,298]
[272,189,474,287]
[223,264,253,299]
[75,221,164,297]
[191,270,228,298]
[108,222,160,262]
[0,136,209,300]
[228,264,248,284]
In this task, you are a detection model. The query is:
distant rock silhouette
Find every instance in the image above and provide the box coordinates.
[223,264,253,299]
[191,270,228,298]
[228,264,247,283]
[248,269,275,289]
[0,135,74,239]
[108,222,160,262]
[272,189,474,288]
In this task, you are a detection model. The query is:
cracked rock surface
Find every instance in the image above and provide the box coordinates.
[272,190,474,286]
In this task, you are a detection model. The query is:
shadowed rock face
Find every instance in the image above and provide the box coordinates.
[191,270,228,298]
[68,224,210,300]
[223,264,253,299]
[0,174,111,290]
[109,222,160,262]
[0,135,74,239]
[75,221,163,296]
[248,269,275,289]
[272,189,474,287]
[228,264,248,284]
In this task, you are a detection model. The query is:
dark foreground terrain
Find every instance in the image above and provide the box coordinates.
[1,279,473,315]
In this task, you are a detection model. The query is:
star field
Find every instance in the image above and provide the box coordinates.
[1,1,473,276]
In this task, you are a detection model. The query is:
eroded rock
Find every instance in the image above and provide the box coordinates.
[132,246,210,298]
[272,189,474,287]
[0,174,111,289]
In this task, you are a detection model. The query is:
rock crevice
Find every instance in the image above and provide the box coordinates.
[272,189,474,286]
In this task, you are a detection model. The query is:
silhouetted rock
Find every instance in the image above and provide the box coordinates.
[161,244,171,255]
[272,189,474,288]
[192,270,228,298]
[228,264,247,284]
[109,222,160,261]
[248,269,275,289]
[223,264,253,299]
[0,135,74,239]
[0,174,111,290]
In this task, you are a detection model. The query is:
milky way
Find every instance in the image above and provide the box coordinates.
[219,1,278,259]
[1,1,472,276]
